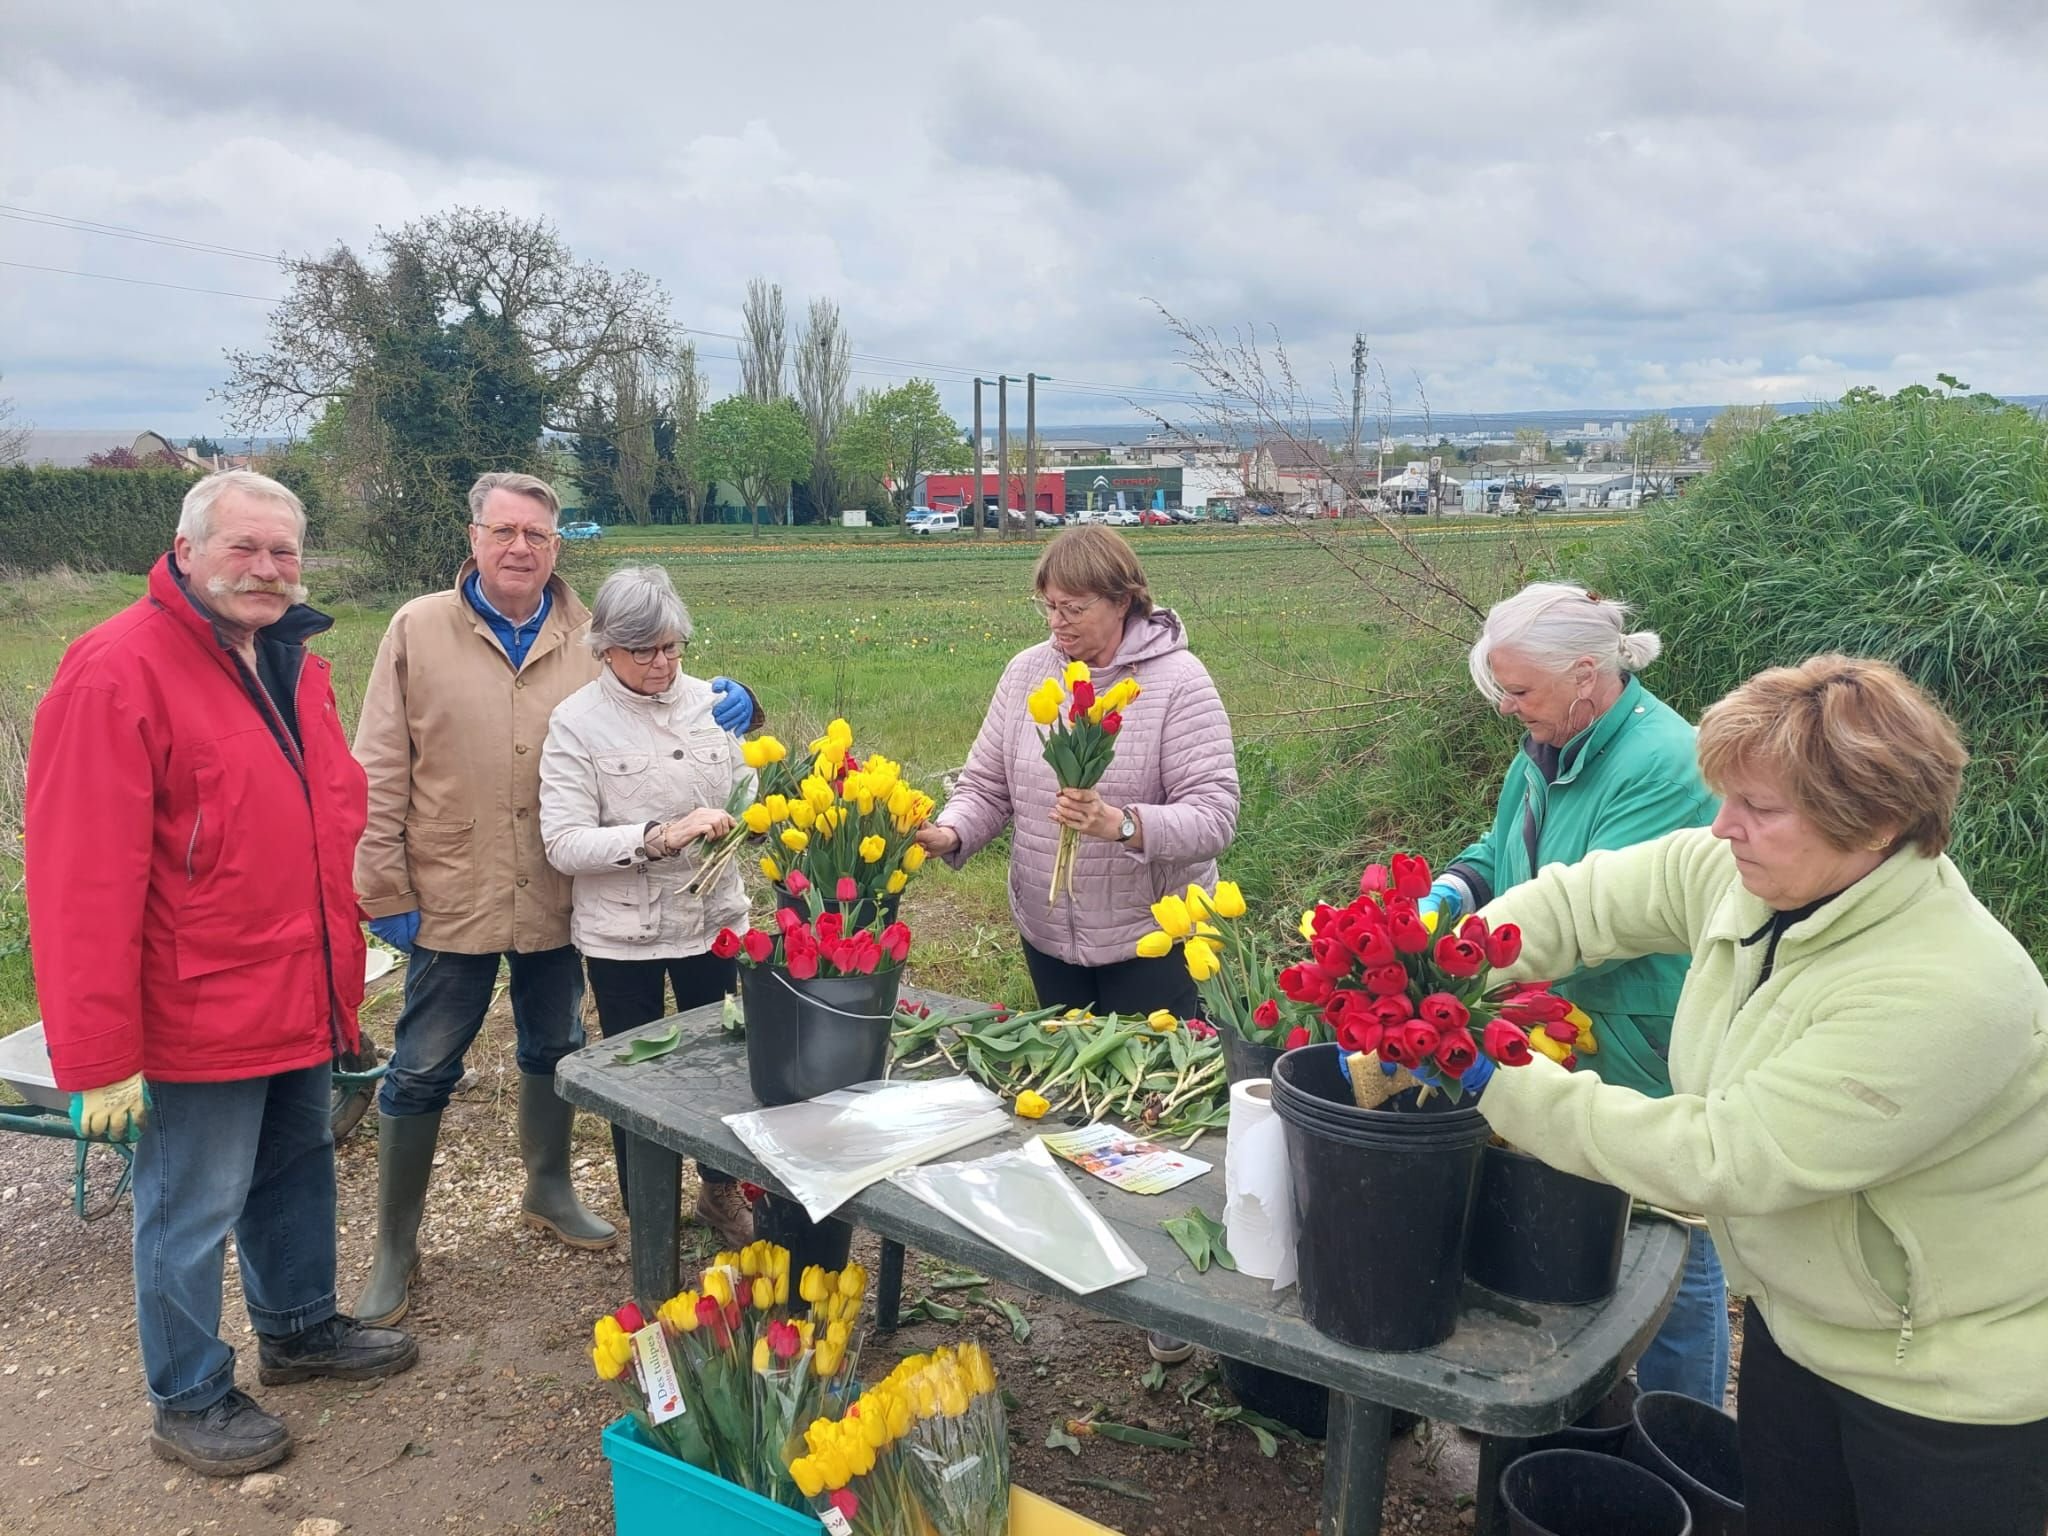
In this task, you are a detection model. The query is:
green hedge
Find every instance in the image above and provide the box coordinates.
[0,467,190,573]
[1594,393,2048,963]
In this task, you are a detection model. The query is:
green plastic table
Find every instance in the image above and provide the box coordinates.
[554,990,1686,1536]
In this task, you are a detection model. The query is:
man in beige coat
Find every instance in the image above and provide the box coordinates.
[351,472,758,1324]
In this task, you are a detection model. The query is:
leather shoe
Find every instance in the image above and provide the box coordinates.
[695,1179,757,1249]
[149,1388,290,1476]
[257,1314,419,1386]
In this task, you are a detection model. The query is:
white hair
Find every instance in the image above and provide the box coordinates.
[1468,581,1663,703]
[468,470,561,522]
[587,565,692,654]
[177,469,307,548]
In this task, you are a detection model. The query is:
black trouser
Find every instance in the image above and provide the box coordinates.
[1738,1301,2048,1536]
[585,952,740,1213]
[1022,939,1201,1022]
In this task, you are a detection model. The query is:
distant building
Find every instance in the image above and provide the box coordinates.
[1246,438,1338,506]
[18,429,214,471]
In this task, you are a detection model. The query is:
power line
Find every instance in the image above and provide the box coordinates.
[0,205,297,267]
[0,258,283,303]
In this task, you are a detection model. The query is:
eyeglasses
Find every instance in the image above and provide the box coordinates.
[620,641,683,665]
[1030,595,1102,623]
[473,522,561,549]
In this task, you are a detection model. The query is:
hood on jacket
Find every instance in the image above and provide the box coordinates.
[1057,606,1192,672]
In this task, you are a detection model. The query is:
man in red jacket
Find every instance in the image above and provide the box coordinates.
[25,470,417,1476]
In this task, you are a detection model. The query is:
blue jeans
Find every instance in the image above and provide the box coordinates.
[378,944,586,1117]
[133,1063,337,1410]
[1637,1227,1732,1406]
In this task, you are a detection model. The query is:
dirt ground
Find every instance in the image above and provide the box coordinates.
[0,993,1585,1536]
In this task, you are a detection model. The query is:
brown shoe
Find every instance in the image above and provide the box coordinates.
[695,1179,756,1249]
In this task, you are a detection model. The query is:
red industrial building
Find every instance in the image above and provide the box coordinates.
[918,471,1065,519]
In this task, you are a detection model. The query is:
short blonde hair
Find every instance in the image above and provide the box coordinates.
[467,471,560,522]
[1032,527,1154,617]
[1696,654,1968,857]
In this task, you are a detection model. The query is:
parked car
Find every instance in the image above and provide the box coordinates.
[910,510,961,535]
[1103,509,1141,527]
[1035,509,1065,528]
[560,521,603,541]
[1532,486,1567,510]
[906,505,937,525]
[1167,507,1201,524]
[1137,509,1176,526]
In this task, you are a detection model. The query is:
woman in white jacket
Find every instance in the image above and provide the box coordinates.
[539,565,756,1247]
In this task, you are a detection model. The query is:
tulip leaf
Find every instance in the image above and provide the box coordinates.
[977,1295,1032,1342]
[1066,1476,1156,1503]
[1162,1208,1235,1273]
[926,1268,990,1293]
[1089,1422,1194,1450]
[613,1024,682,1064]
[1140,1362,1168,1392]
[1045,1421,1083,1456]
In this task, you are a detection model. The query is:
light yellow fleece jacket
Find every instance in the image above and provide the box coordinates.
[1477,826,2048,1425]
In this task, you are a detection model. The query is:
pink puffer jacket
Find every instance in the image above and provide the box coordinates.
[937,609,1239,967]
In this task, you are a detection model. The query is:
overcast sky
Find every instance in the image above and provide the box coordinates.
[4,0,2045,436]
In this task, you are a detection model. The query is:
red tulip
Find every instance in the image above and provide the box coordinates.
[1071,678,1096,713]
[1500,985,1572,1024]
[770,1319,802,1361]
[817,911,844,943]
[1388,907,1432,954]
[1486,923,1523,968]
[1397,1019,1442,1062]
[1458,914,1490,947]
[1390,851,1433,900]
[1433,934,1486,978]
[1252,998,1280,1030]
[1363,962,1410,997]
[836,876,859,903]
[1311,934,1356,981]
[774,905,803,935]
[1419,993,1470,1032]
[1279,963,1336,1006]
[1100,710,1123,734]
[880,921,912,963]
[1378,1028,1422,1069]
[1336,1015,1384,1055]
[784,868,810,895]
[1284,1026,1312,1050]
[1367,994,1413,1030]
[710,928,742,959]
[1434,1028,1479,1077]
[785,932,820,981]
[614,1300,645,1334]
[741,929,773,964]
[1186,1018,1219,1040]
[1482,1019,1533,1067]
[1543,1019,1581,1043]
[1359,863,1390,895]
[830,1489,860,1524]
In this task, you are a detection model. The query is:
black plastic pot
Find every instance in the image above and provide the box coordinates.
[1528,1378,1639,1456]
[1465,1144,1632,1305]
[1500,1448,1693,1536]
[775,885,901,934]
[1271,1043,1489,1352]
[740,964,901,1107]
[754,1191,854,1275]
[1626,1391,1745,1536]
[1221,1027,1284,1086]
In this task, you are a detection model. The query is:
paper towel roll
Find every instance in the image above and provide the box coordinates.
[1224,1078,1297,1288]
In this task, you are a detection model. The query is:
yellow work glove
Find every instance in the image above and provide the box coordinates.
[69,1073,150,1144]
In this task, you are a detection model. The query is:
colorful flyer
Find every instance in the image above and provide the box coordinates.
[1039,1124,1211,1196]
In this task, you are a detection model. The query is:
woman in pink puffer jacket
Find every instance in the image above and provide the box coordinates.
[914,528,1239,1018]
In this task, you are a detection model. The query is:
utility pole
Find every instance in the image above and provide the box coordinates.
[1349,332,1369,510]
[971,379,985,533]
[994,375,1009,541]
[1023,372,1039,540]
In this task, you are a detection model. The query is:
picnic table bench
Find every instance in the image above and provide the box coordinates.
[555,989,1686,1536]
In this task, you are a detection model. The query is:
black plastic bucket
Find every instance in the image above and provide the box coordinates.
[741,965,901,1107]
[1626,1390,1745,1536]
[1500,1448,1693,1536]
[1465,1144,1632,1305]
[754,1192,854,1275]
[1529,1378,1639,1456]
[1221,1028,1284,1086]
[1271,1043,1489,1351]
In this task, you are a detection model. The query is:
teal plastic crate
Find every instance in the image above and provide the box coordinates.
[602,1415,815,1536]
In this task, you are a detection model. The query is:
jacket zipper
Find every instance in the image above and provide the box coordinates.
[186,810,204,881]
[1895,1303,1914,1364]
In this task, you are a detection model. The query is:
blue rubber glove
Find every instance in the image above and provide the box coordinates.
[1416,879,1464,933]
[1387,1054,1497,1097]
[368,911,420,953]
[710,677,754,735]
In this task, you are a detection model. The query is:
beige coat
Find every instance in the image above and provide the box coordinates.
[353,563,598,955]
[537,669,753,961]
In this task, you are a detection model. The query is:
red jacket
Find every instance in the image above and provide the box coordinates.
[25,557,368,1089]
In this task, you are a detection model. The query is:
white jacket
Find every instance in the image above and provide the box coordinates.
[538,668,753,961]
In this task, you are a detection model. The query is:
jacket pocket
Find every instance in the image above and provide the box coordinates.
[405,816,477,918]
[176,907,321,980]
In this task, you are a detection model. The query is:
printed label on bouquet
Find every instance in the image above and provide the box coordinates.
[630,1322,685,1424]
[1040,1123,1211,1195]
[820,1509,854,1536]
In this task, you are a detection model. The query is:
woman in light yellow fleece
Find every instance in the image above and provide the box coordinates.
[1475,655,2048,1536]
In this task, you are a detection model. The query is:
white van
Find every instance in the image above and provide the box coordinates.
[910,510,960,535]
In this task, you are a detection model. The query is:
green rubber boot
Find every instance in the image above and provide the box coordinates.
[354,1109,441,1326]
[518,1073,618,1251]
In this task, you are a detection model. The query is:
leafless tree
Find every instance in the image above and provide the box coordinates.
[666,340,710,523]
[0,375,30,465]
[795,298,851,518]
[740,279,787,404]
[607,351,659,525]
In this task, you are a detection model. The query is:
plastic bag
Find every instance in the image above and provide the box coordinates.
[890,1137,1146,1295]
[723,1076,1008,1222]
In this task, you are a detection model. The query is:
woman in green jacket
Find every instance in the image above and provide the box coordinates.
[1477,655,2048,1536]
[1422,581,1728,1403]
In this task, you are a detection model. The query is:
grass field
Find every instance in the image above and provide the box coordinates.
[0,517,1619,1036]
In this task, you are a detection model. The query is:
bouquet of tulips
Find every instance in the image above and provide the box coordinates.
[1272,852,1594,1101]
[589,1241,869,1508]
[1132,877,1317,1047]
[1028,661,1140,903]
[713,902,915,980]
[787,1340,1008,1536]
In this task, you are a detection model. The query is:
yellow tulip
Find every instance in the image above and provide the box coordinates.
[755,735,789,764]
[1211,879,1247,919]
[1015,1089,1050,1119]
[752,1275,775,1311]
[1146,1009,1179,1032]
[886,870,908,894]
[789,1457,826,1498]
[741,803,773,836]
[592,1343,625,1381]
[1184,884,1212,920]
[1299,908,1318,941]
[860,834,886,863]
[1064,659,1091,687]
[901,842,927,872]
[789,799,817,831]
[1529,1030,1574,1065]
[839,1261,866,1299]
[800,1265,831,1305]
[816,807,840,837]
[701,1269,734,1308]
[1134,929,1174,959]
[741,739,770,770]
[760,855,781,882]
[814,1340,843,1380]
[1184,937,1222,982]
[780,828,808,854]
[764,793,790,822]
[753,1336,773,1374]
[1150,893,1193,938]
[803,776,837,813]
[812,1442,851,1488]
[1026,680,1061,727]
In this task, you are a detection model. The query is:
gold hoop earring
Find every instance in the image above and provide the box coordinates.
[1566,697,1592,736]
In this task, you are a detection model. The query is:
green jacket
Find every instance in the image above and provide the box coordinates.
[1446,676,1715,1095]
[1480,828,2048,1424]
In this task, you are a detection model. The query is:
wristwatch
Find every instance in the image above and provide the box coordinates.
[1116,807,1138,844]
